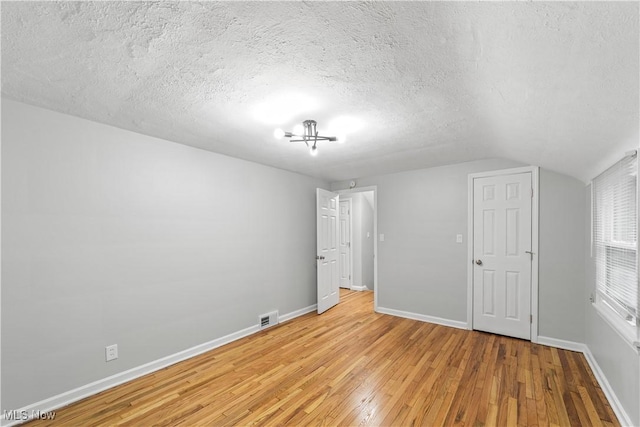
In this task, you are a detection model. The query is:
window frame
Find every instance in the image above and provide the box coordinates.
[591,152,640,352]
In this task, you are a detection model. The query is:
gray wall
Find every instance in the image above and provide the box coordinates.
[584,185,639,426]
[361,192,374,290]
[350,194,363,288]
[1,99,326,410]
[538,169,585,342]
[332,160,587,342]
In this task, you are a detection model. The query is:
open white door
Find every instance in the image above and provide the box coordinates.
[317,188,340,314]
[472,172,532,340]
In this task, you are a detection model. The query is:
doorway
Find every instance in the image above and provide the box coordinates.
[339,199,352,289]
[336,187,378,311]
[467,167,539,341]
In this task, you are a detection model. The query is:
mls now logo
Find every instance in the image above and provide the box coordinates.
[2,410,28,421]
[3,409,56,421]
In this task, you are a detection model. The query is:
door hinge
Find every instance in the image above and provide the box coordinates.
[530,314,533,323]
[531,188,534,198]
[349,275,351,280]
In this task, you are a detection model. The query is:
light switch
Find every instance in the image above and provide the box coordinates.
[379,234,385,242]
[367,232,370,238]
[456,234,463,243]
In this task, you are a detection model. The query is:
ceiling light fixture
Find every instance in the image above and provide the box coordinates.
[274,120,338,156]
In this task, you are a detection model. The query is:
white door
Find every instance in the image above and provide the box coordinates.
[473,172,532,340]
[317,188,340,314]
[339,200,352,289]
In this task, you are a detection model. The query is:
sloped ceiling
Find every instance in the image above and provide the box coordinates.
[2,1,638,182]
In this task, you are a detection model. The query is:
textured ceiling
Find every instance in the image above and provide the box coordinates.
[2,1,638,182]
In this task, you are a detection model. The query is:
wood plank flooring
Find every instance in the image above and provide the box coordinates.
[26,289,619,426]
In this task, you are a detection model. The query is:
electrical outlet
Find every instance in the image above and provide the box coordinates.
[105,344,118,362]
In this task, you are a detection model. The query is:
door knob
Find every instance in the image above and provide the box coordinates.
[475,259,483,265]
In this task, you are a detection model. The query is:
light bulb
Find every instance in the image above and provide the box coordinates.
[310,146,318,156]
[273,128,285,139]
[337,134,346,143]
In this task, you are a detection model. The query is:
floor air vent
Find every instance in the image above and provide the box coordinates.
[259,311,279,330]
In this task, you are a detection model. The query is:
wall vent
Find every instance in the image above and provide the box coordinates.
[259,311,279,330]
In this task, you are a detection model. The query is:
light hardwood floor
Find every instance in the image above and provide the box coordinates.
[27,289,619,426]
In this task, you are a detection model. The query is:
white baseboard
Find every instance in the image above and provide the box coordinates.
[582,347,634,427]
[537,336,632,427]
[279,304,317,323]
[536,335,587,353]
[376,306,467,330]
[1,304,317,427]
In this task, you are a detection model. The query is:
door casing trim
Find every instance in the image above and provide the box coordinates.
[466,166,540,342]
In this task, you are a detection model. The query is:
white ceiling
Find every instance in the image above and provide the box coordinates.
[2,2,638,182]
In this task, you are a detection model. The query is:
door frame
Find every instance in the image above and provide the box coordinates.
[336,186,378,312]
[339,198,353,289]
[466,166,540,342]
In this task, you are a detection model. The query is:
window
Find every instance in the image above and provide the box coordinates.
[592,152,639,343]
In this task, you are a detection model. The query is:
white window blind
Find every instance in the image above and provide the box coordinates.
[592,152,638,326]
